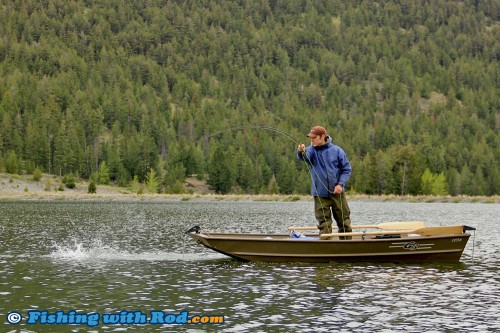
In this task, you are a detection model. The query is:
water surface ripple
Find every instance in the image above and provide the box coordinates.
[0,200,498,332]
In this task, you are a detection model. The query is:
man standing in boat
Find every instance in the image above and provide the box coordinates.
[297,126,353,239]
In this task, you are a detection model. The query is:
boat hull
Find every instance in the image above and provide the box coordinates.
[187,231,472,263]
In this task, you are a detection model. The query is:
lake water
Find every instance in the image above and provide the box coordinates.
[0,200,498,332]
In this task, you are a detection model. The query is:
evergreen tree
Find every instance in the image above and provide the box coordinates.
[4,150,19,174]
[98,161,111,185]
[0,0,498,196]
[145,168,160,194]
[421,168,434,195]
[208,145,233,194]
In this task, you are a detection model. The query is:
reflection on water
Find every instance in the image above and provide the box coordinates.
[0,200,498,332]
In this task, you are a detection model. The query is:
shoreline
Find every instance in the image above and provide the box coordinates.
[0,191,497,204]
[0,173,498,203]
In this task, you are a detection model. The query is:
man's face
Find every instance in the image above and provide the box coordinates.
[309,134,324,147]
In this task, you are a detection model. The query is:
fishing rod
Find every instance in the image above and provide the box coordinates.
[205,124,317,188]
[206,125,325,187]
[206,125,336,188]
[206,124,348,236]
[206,124,346,231]
[205,125,301,145]
[206,125,332,193]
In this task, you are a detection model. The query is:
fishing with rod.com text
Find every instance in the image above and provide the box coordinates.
[6,309,224,327]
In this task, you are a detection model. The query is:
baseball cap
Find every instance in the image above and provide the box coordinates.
[307,126,326,137]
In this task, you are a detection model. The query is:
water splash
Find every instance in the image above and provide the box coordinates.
[48,239,224,262]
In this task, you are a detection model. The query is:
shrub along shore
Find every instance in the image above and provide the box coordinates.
[0,173,497,204]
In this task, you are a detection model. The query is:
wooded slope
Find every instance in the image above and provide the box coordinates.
[0,0,498,195]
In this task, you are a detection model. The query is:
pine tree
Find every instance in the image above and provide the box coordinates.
[431,172,448,196]
[208,145,233,194]
[421,168,434,195]
[145,168,160,194]
[0,0,498,196]
[98,161,111,185]
[4,150,19,174]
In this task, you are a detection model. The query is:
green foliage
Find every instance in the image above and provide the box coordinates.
[5,151,19,174]
[145,168,160,194]
[44,178,51,192]
[421,168,448,196]
[88,180,97,194]
[267,175,280,195]
[130,175,145,194]
[168,181,186,194]
[421,169,434,196]
[432,173,448,196]
[64,174,76,189]
[32,167,42,181]
[207,146,234,194]
[130,176,140,194]
[0,0,498,196]
[98,161,111,185]
[163,161,186,191]
[25,161,36,175]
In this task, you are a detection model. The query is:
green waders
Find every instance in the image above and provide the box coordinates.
[314,194,352,239]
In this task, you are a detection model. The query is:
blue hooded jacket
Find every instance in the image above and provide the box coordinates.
[297,136,352,197]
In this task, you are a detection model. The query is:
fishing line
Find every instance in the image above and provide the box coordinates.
[206,125,301,145]
[205,124,311,178]
[206,124,314,185]
[208,124,341,195]
[206,124,317,182]
[207,124,329,195]
[207,125,346,234]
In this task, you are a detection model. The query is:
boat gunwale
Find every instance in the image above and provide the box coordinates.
[193,232,471,242]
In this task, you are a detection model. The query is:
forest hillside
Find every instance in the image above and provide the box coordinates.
[0,0,499,195]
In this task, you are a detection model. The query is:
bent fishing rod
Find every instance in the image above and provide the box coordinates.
[205,125,301,145]
[206,125,334,195]
[207,124,350,232]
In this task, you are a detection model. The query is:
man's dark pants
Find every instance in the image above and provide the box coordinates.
[314,194,352,239]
